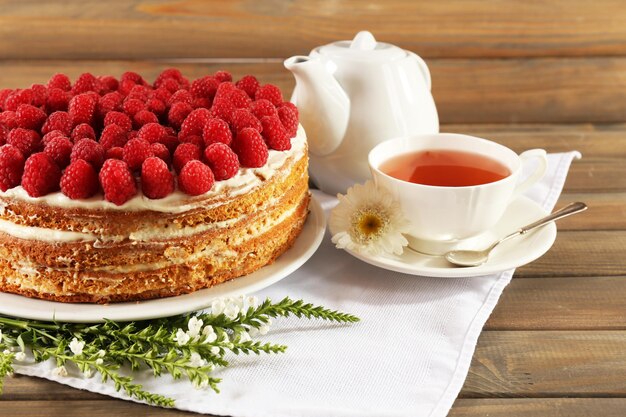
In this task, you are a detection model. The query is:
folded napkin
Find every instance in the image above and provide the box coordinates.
[13,151,581,417]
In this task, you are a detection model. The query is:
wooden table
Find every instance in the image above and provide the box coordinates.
[1,1,625,416]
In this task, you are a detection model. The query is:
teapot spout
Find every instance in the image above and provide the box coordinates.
[284,56,350,156]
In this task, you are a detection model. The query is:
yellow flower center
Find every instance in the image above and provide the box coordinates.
[350,207,388,244]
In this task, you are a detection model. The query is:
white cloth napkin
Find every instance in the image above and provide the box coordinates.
[13,151,581,417]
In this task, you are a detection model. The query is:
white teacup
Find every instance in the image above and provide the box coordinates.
[368,133,548,255]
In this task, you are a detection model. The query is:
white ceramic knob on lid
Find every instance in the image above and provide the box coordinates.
[316,31,407,60]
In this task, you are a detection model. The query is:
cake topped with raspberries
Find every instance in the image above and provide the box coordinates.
[0,69,309,303]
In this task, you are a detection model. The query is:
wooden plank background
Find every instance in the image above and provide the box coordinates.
[0,1,625,416]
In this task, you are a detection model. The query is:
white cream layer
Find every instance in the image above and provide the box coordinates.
[0,125,306,213]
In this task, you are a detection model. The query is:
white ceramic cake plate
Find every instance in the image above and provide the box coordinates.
[344,196,557,278]
[0,195,326,323]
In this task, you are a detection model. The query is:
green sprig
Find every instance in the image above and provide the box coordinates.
[0,297,359,406]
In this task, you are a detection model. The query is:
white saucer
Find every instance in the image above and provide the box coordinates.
[344,196,557,278]
[0,196,326,323]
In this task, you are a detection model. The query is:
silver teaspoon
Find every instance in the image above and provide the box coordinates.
[444,201,588,267]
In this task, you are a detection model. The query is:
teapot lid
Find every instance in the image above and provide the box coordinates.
[316,31,407,60]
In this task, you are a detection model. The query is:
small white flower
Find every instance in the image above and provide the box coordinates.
[210,298,226,316]
[223,304,240,320]
[14,351,26,361]
[201,325,217,343]
[3,349,11,355]
[249,323,270,337]
[52,366,68,377]
[195,379,209,389]
[230,295,245,310]
[188,352,205,368]
[329,180,410,257]
[237,331,251,343]
[95,358,104,366]
[210,346,220,355]
[83,369,93,378]
[174,328,191,346]
[187,317,203,338]
[97,350,106,358]
[69,338,85,356]
[246,296,259,309]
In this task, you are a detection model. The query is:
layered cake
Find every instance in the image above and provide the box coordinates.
[0,69,309,303]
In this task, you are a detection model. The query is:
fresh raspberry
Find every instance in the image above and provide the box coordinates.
[277,105,298,137]
[0,144,25,191]
[60,159,99,199]
[72,73,99,95]
[8,128,41,156]
[71,123,96,142]
[255,84,283,106]
[150,142,171,165]
[0,111,18,129]
[0,126,6,146]
[99,124,128,150]
[43,136,73,168]
[30,84,47,107]
[191,76,219,99]
[0,89,13,110]
[127,84,150,102]
[99,159,137,205]
[232,128,268,167]
[98,75,119,93]
[230,109,262,134]
[172,142,201,173]
[192,97,212,109]
[141,157,174,199]
[249,99,278,120]
[47,73,71,91]
[167,89,193,107]
[42,111,72,136]
[121,71,147,86]
[71,138,105,169]
[97,91,124,117]
[133,110,158,128]
[15,104,46,130]
[202,118,232,146]
[167,101,193,129]
[261,115,291,150]
[138,122,167,143]
[214,71,232,83]
[46,88,70,112]
[123,138,153,171]
[178,160,214,195]
[280,101,299,119]
[122,98,145,117]
[21,152,61,197]
[106,146,124,160]
[118,79,137,96]
[103,111,132,132]
[204,142,239,180]
[159,134,179,154]
[160,78,181,94]
[42,130,67,147]
[179,108,211,139]
[154,68,184,88]
[128,130,139,140]
[209,100,235,124]
[152,86,172,102]
[68,93,96,126]
[180,134,204,148]
[236,75,260,99]
[146,98,166,115]
[213,82,236,102]
[4,89,33,112]
[228,89,252,109]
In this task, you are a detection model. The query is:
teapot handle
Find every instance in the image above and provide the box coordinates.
[409,52,432,90]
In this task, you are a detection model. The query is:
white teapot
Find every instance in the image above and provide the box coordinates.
[285,31,439,195]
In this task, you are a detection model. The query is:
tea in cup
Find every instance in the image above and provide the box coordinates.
[368,133,548,254]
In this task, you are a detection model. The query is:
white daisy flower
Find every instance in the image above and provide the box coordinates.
[69,338,85,356]
[329,180,410,256]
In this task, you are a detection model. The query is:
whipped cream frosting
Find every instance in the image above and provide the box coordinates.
[0,125,306,214]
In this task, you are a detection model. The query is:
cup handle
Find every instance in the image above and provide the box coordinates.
[513,149,548,197]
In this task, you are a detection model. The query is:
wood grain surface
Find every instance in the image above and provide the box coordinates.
[1,1,625,415]
[0,0,625,59]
